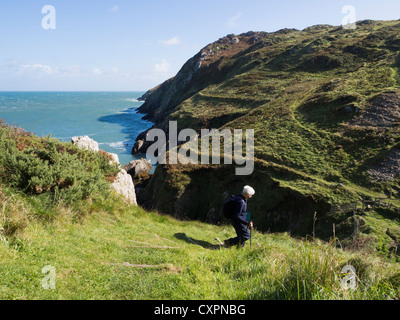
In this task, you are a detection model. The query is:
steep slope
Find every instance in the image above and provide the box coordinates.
[134,20,400,252]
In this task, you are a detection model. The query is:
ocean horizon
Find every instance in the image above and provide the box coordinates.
[0,91,153,166]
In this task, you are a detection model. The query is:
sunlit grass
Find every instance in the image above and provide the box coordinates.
[0,188,399,300]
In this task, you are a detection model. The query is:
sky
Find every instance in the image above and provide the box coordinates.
[0,0,399,91]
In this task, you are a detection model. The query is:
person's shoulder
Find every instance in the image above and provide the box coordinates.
[233,194,245,203]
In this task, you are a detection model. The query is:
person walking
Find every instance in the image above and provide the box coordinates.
[224,185,255,248]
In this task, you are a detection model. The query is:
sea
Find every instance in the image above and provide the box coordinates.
[0,92,153,166]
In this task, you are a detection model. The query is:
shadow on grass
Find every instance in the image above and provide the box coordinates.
[174,233,222,250]
[375,208,400,222]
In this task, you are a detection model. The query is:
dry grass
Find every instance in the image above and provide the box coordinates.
[0,187,30,239]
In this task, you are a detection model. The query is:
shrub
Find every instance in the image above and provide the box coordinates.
[0,123,119,204]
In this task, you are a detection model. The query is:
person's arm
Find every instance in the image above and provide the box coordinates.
[232,199,248,224]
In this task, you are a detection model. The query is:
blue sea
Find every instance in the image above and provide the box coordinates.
[0,92,153,166]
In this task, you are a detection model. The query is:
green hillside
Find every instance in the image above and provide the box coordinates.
[134,20,400,256]
[1,119,400,300]
[1,184,399,300]
[2,20,400,300]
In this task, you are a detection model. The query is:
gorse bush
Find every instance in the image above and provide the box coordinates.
[0,122,119,204]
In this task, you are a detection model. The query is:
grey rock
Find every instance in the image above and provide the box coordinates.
[111,169,137,205]
[344,104,360,113]
[123,159,152,178]
[71,136,99,152]
[107,152,120,165]
[349,91,400,129]
[71,136,137,205]
[368,147,400,182]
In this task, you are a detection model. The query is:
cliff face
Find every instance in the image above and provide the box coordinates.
[137,32,267,124]
[136,161,332,236]
[134,20,400,239]
[133,32,271,154]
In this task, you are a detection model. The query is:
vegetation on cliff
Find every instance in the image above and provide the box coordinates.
[0,120,399,300]
[0,121,119,231]
[134,20,400,257]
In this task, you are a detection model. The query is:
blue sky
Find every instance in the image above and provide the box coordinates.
[0,0,399,91]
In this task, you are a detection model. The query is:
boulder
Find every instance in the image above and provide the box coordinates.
[111,169,137,205]
[231,37,240,44]
[71,136,137,205]
[123,159,152,178]
[71,136,99,152]
[132,139,145,154]
[107,152,120,165]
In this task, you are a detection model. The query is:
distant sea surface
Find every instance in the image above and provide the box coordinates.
[0,92,153,166]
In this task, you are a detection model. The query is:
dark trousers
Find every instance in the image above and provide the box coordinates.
[226,219,250,247]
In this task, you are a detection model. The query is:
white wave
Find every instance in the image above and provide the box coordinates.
[118,107,140,114]
[103,141,133,150]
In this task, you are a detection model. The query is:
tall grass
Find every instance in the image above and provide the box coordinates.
[0,187,399,300]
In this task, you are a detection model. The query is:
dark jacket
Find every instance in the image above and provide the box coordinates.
[231,194,248,225]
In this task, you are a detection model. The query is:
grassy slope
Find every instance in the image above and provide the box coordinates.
[136,20,400,255]
[167,20,400,198]
[1,187,400,300]
[0,123,399,300]
[142,20,400,195]
[3,21,400,300]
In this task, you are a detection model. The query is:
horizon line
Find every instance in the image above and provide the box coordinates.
[0,90,147,93]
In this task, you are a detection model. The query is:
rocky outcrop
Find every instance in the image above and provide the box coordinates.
[137,57,202,124]
[71,136,99,152]
[133,32,268,156]
[123,159,152,178]
[71,135,119,165]
[346,91,400,182]
[136,78,175,122]
[71,136,137,205]
[136,33,265,121]
[368,147,400,181]
[348,91,400,130]
[111,169,137,205]
[131,128,155,156]
[107,152,120,165]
